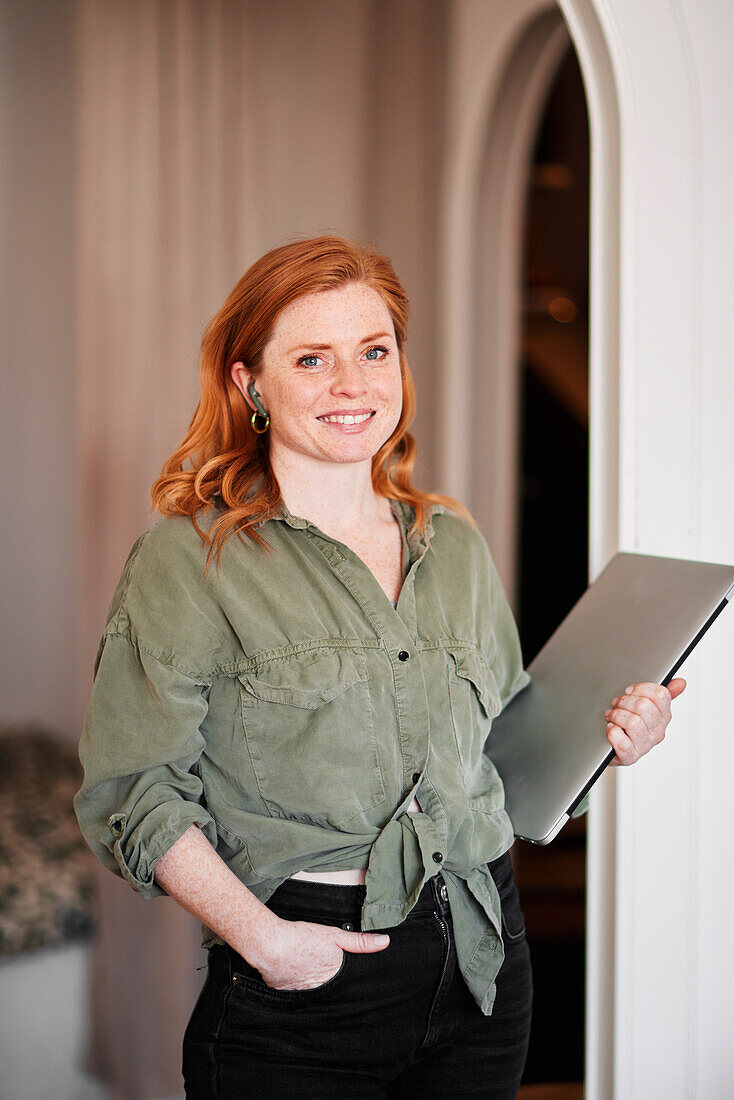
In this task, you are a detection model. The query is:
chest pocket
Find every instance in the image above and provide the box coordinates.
[446,646,506,816]
[237,647,386,829]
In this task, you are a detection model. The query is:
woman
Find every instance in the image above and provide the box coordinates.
[74,235,685,1099]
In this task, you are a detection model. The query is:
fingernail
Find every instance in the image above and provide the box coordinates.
[625,686,633,693]
[605,709,611,717]
[374,934,389,945]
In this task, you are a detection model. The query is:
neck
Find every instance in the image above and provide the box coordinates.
[269,447,389,531]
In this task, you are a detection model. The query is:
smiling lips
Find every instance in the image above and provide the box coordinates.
[316,410,376,427]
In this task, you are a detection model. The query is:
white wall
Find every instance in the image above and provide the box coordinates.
[0,945,105,1100]
[588,2,734,1096]
[682,7,734,1095]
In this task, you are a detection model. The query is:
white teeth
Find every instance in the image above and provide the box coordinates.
[318,412,373,424]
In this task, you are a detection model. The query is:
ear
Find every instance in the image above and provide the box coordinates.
[231,361,256,413]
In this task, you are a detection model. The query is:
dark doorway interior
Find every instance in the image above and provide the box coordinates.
[514,44,590,1088]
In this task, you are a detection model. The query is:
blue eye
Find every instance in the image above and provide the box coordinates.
[365,345,389,361]
[298,354,324,368]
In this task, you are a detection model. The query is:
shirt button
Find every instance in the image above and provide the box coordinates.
[412,772,420,784]
[398,650,410,661]
[432,851,443,863]
[342,922,353,931]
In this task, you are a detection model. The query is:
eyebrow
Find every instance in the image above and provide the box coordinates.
[286,332,394,355]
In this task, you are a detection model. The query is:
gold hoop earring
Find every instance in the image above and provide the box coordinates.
[251,409,270,434]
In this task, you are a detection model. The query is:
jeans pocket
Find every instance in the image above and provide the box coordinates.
[500,901,527,944]
[491,854,527,944]
[229,946,350,1001]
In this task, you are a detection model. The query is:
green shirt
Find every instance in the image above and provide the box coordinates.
[75,498,543,1015]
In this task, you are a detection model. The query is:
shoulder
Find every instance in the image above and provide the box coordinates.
[431,504,492,562]
[428,504,504,603]
[103,507,221,649]
[132,507,215,572]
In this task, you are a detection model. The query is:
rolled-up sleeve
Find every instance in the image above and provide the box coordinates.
[73,631,217,898]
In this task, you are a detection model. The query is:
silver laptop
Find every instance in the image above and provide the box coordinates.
[485,551,734,844]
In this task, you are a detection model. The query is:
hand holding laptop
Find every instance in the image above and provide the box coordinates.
[486,551,734,844]
[604,677,687,766]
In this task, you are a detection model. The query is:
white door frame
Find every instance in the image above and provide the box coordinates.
[555,5,621,1094]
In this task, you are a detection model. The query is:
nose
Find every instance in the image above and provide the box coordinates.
[330,356,368,397]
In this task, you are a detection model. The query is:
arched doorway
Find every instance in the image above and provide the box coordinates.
[462,20,591,1089]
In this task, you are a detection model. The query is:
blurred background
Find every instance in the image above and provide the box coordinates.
[2,1,733,1098]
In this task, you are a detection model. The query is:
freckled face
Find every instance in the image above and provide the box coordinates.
[244,283,403,468]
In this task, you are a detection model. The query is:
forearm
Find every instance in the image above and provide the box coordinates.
[153,823,279,966]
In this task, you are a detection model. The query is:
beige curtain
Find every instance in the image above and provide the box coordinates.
[75,0,445,1094]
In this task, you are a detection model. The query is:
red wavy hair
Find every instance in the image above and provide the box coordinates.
[151,234,474,572]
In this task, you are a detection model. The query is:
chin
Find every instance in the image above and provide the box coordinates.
[329,447,379,464]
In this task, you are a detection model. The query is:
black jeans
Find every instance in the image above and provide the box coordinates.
[183,852,533,1099]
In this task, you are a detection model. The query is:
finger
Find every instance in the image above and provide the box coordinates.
[612,692,665,729]
[605,721,638,765]
[617,683,672,724]
[605,698,664,749]
[667,677,687,700]
[337,930,390,953]
[607,705,663,753]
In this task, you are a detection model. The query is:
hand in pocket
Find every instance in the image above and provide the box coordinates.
[245,917,391,991]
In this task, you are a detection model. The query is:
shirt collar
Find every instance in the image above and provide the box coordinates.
[268,497,445,550]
